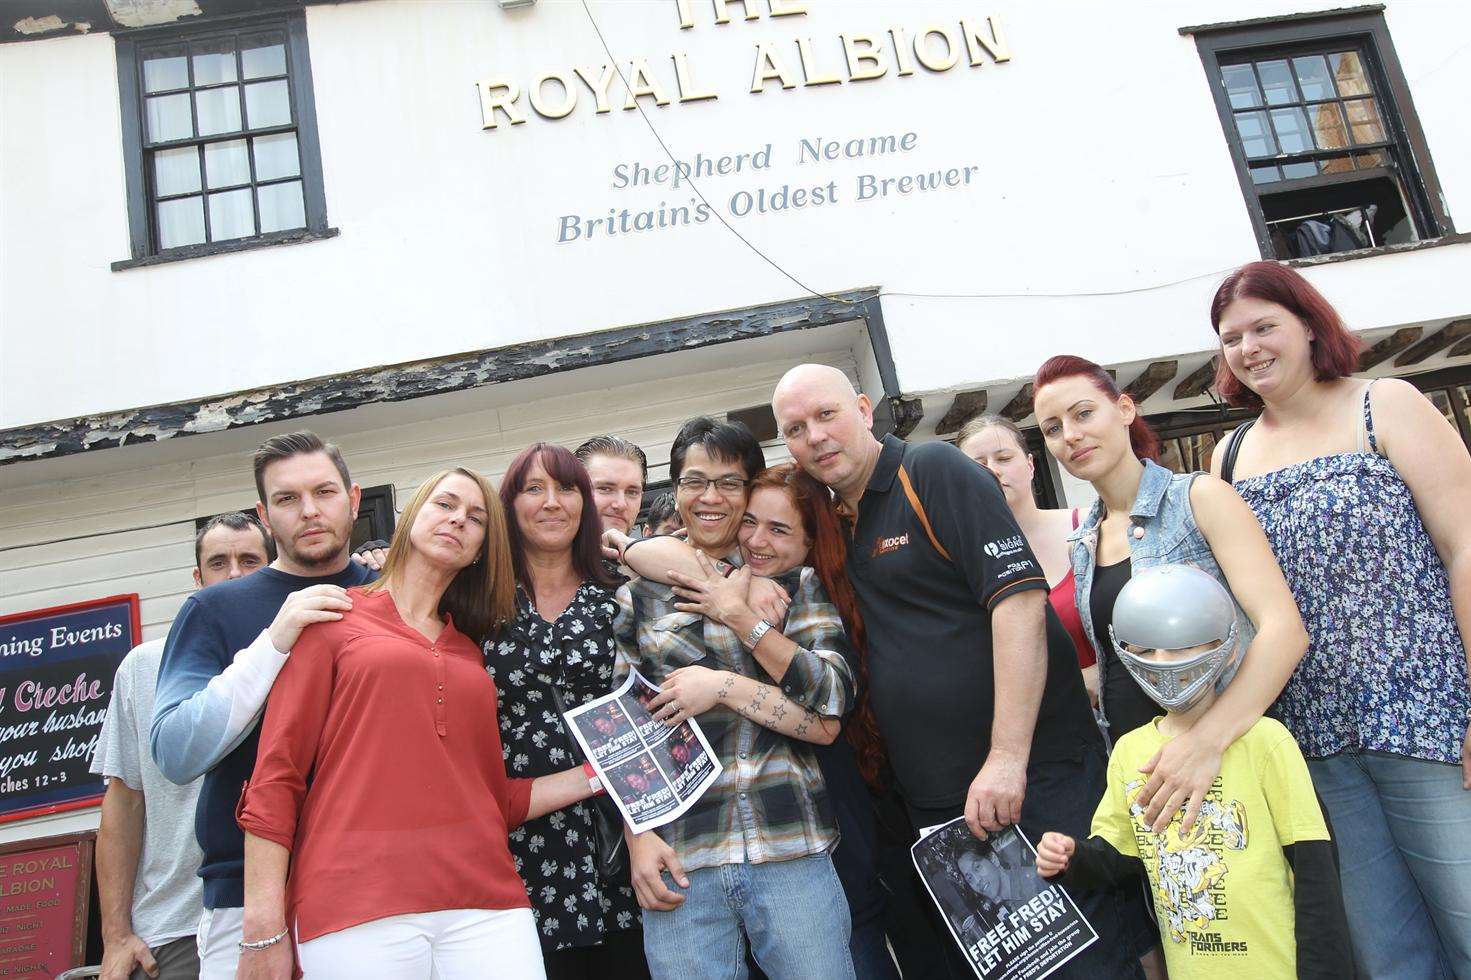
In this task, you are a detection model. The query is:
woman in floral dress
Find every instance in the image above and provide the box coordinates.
[488,442,650,979]
[1211,262,1471,977]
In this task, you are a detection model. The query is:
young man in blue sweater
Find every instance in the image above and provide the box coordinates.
[151,431,375,980]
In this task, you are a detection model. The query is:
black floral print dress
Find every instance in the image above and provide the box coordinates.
[486,580,642,951]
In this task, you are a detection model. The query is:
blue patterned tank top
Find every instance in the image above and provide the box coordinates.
[1230,383,1469,764]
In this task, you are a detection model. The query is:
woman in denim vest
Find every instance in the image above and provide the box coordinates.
[1210,262,1471,978]
[1031,355,1307,838]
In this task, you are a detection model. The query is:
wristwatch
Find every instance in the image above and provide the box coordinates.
[745,619,773,649]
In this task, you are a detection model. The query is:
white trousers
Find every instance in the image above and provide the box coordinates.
[196,906,243,980]
[296,908,547,980]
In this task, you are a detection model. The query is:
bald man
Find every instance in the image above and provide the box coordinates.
[773,365,1152,980]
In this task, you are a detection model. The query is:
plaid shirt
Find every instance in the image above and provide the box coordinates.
[613,565,855,871]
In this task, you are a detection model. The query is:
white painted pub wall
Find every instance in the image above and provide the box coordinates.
[3,0,1470,430]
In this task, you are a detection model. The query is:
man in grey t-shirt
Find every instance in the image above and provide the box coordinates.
[90,513,271,980]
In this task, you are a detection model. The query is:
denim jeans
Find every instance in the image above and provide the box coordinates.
[641,853,856,980]
[1309,750,1471,979]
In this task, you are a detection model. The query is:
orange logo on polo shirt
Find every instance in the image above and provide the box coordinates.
[871,533,909,557]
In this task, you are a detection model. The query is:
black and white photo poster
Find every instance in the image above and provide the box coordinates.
[564,667,720,833]
[913,820,1098,980]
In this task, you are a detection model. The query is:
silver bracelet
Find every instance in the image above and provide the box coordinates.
[745,619,773,648]
[239,928,289,951]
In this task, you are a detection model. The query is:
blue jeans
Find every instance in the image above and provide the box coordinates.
[642,853,856,980]
[1309,750,1471,979]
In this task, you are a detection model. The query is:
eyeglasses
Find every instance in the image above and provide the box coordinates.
[675,476,748,496]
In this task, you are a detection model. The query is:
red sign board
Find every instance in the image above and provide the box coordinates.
[0,833,92,975]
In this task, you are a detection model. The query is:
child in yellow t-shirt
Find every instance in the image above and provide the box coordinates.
[1034,564,1351,980]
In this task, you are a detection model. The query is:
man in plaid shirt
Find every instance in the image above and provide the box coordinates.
[612,416,858,979]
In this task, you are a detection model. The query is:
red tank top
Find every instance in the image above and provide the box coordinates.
[1048,509,1097,669]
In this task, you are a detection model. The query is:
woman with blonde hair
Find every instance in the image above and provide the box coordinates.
[237,467,607,979]
[957,414,1099,705]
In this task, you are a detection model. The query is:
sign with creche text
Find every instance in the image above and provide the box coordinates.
[0,596,139,822]
[0,835,94,976]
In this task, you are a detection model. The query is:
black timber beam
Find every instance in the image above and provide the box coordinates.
[1000,383,1035,422]
[1359,327,1423,371]
[1174,357,1219,400]
[1394,318,1471,368]
[2,288,879,465]
[1123,360,1179,405]
[934,390,988,437]
[3,0,370,44]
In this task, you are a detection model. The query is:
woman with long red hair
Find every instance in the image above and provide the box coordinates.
[608,462,899,980]
[1210,261,1471,976]
[1031,356,1307,831]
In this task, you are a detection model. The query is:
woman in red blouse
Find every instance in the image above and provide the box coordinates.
[237,468,606,979]
[958,415,1100,705]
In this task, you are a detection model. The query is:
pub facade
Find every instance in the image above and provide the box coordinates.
[2,0,1470,965]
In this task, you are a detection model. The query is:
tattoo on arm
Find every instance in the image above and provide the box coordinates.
[769,696,789,724]
[715,674,735,703]
[793,707,817,737]
[740,686,770,720]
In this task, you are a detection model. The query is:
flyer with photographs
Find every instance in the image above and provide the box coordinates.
[564,668,721,833]
[912,820,1097,980]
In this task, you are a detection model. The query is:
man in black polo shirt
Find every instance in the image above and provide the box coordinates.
[772,364,1149,980]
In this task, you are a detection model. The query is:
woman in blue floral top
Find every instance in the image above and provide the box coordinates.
[1211,262,1471,978]
[487,443,650,980]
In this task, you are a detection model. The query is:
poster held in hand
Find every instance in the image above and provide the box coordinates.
[564,667,721,833]
[912,819,1097,980]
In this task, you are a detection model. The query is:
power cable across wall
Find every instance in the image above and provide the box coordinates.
[578,2,1247,305]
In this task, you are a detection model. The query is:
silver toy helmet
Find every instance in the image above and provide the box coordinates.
[1107,564,1242,713]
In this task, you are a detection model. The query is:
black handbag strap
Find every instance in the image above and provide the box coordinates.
[547,682,587,765]
[1218,418,1257,484]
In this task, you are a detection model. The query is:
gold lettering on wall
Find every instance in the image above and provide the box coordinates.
[673,51,720,102]
[963,16,1011,65]
[796,37,841,86]
[477,78,526,129]
[841,34,887,82]
[479,11,1013,131]
[888,26,916,76]
[623,58,674,109]
[529,71,577,119]
[751,41,800,92]
[574,64,619,114]
[914,25,961,72]
[767,0,810,16]
[713,0,760,25]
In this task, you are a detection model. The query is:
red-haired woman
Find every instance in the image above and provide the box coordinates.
[1031,357,1307,831]
[607,463,899,980]
[1210,262,1471,977]
[487,443,650,980]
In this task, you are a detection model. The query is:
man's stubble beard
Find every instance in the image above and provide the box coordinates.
[279,528,350,570]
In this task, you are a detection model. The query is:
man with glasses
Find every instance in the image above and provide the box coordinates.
[611,417,858,979]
